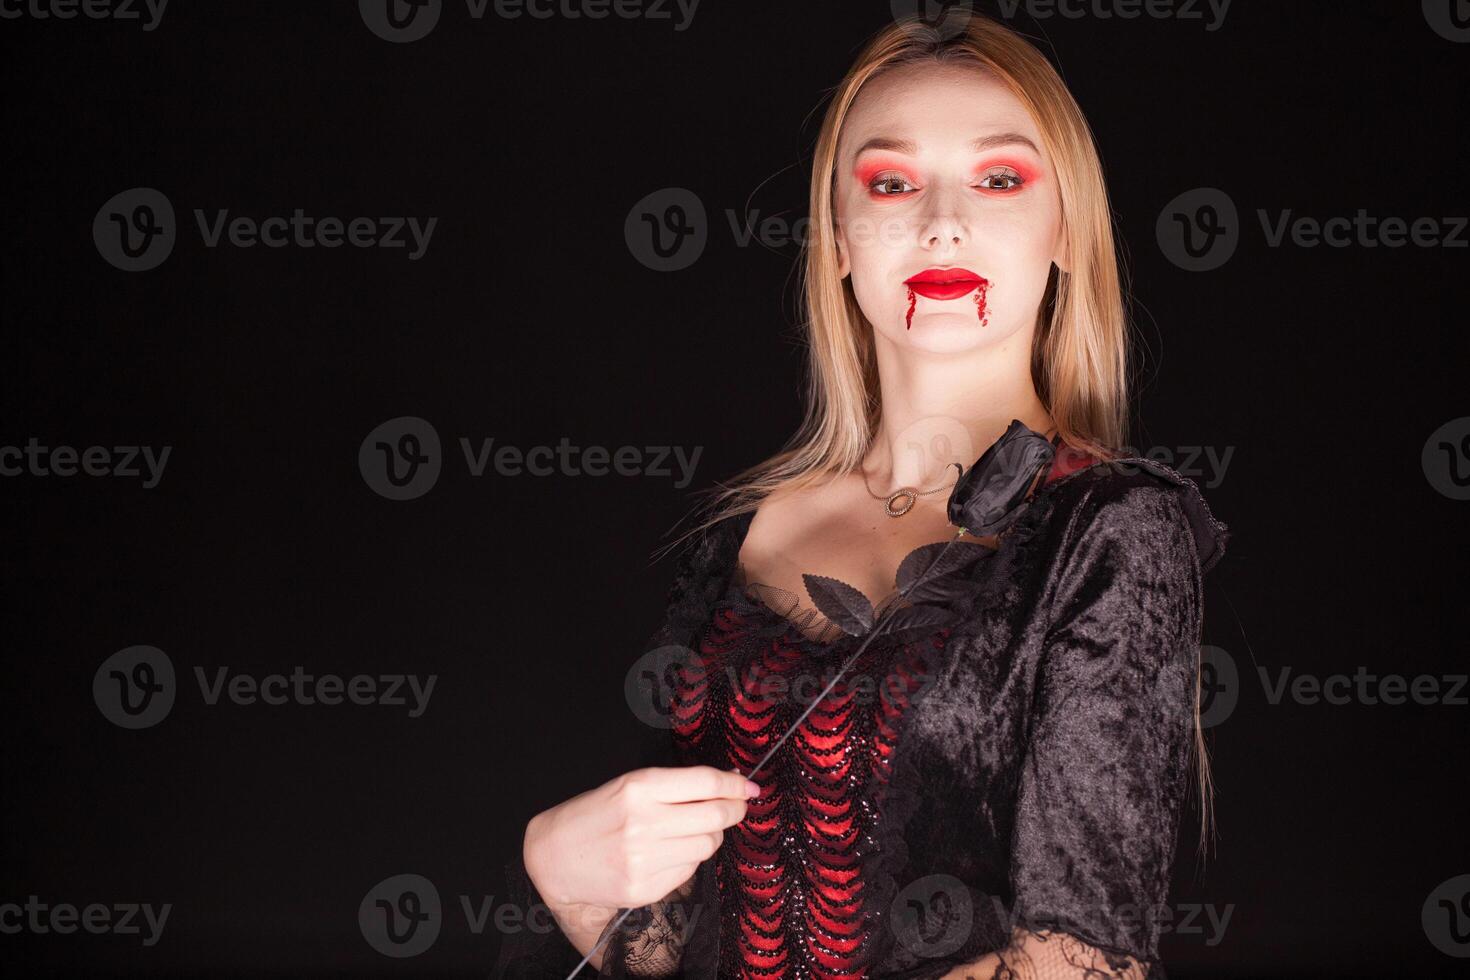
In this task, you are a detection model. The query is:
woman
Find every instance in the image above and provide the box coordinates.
[501,11,1229,979]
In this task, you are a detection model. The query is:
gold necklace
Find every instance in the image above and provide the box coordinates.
[861,425,1060,518]
[861,461,962,517]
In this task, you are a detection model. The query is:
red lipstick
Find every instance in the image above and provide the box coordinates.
[904,266,986,300]
[902,267,992,329]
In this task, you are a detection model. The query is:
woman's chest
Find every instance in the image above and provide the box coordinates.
[735,484,998,634]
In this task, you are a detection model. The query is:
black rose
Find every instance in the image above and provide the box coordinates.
[946,419,1057,536]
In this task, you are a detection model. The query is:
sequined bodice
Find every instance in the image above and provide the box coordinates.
[669,581,948,979]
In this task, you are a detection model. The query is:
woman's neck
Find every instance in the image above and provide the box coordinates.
[862,373,1053,492]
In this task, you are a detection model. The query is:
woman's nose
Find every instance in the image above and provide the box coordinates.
[918,188,968,249]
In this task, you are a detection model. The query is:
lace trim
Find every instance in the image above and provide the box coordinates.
[728,562,850,647]
[726,528,1003,650]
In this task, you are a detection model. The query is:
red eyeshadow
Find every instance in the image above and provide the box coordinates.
[853,157,914,185]
[972,158,1041,184]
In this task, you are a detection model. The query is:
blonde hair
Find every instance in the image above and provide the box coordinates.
[650,12,1214,855]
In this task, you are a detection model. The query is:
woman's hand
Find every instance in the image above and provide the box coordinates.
[522,765,758,964]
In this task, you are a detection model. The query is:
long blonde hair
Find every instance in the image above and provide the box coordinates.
[651,12,1214,854]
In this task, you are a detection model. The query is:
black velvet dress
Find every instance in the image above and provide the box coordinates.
[498,452,1229,979]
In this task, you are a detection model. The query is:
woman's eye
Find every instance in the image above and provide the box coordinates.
[869,174,916,196]
[976,170,1025,192]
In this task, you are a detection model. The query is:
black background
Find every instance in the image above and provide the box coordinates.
[3,1,1469,976]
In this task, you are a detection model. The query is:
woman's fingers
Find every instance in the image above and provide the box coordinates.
[631,765,758,804]
[655,798,748,837]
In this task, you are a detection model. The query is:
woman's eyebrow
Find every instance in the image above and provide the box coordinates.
[852,132,1041,156]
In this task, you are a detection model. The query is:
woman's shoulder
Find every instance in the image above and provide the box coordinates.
[1038,454,1230,577]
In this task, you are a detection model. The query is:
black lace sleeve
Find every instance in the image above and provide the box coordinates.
[592,519,733,979]
[492,518,734,979]
[997,483,1208,978]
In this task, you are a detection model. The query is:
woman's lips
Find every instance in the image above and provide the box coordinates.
[904,267,985,301]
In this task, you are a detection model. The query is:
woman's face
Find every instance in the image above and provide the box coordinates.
[833,62,1067,355]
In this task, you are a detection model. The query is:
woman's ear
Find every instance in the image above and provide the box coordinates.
[834,223,851,279]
